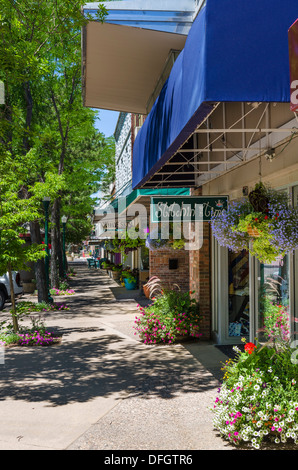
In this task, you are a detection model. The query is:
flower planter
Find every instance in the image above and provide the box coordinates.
[111,271,120,280]
[124,278,137,290]
[143,284,150,298]
[22,282,36,294]
[247,225,260,238]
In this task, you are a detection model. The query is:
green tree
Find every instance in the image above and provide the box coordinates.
[0,1,110,295]
[0,154,46,331]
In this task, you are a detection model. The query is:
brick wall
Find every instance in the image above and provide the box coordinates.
[189,188,212,340]
[189,222,211,340]
[147,185,212,341]
[149,248,190,292]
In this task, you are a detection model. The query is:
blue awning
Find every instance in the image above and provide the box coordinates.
[132,0,298,189]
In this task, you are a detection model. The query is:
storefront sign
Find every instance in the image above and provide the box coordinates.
[151,196,228,222]
[289,19,298,112]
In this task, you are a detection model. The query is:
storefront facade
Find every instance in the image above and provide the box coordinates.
[131,1,298,343]
[83,0,298,344]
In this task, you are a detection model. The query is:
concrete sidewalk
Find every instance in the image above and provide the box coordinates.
[0,263,233,450]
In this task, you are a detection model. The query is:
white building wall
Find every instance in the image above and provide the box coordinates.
[115,113,132,195]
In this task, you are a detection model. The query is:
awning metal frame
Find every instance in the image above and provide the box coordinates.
[141,101,298,188]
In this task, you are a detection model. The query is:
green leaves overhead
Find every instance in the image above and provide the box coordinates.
[0,0,115,248]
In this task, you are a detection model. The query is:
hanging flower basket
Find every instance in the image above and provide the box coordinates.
[246,224,261,238]
[210,183,298,263]
[145,224,186,251]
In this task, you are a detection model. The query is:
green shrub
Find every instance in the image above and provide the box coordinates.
[134,289,201,344]
[212,339,298,449]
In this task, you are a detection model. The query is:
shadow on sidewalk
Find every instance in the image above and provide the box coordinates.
[0,264,223,408]
[0,333,219,407]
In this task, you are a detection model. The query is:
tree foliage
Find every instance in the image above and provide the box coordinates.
[0,1,115,294]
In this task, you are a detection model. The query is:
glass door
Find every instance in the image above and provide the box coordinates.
[227,250,250,340]
[257,254,290,343]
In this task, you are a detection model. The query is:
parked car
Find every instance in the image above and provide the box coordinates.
[0,272,23,310]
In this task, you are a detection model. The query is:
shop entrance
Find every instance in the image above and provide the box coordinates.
[212,241,294,344]
[256,254,290,343]
[228,250,250,339]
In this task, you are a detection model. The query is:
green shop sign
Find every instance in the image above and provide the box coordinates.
[151,196,228,222]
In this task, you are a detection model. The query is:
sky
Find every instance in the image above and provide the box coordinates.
[94,109,120,137]
[91,108,120,202]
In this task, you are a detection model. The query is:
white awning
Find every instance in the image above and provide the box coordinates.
[82,21,187,114]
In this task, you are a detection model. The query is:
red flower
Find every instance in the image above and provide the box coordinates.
[264,215,268,220]
[254,218,258,222]
[244,342,257,354]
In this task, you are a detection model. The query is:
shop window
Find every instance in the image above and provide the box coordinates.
[228,250,250,338]
[257,254,290,343]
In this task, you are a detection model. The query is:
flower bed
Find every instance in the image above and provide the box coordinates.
[0,301,65,347]
[133,288,201,344]
[50,288,75,296]
[0,324,61,347]
[212,339,298,449]
[17,330,60,346]
[13,300,69,314]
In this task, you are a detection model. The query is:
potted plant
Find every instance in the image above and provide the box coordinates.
[22,278,36,294]
[212,330,298,449]
[108,228,146,260]
[122,271,137,290]
[145,223,186,251]
[210,183,298,263]
[134,285,200,344]
[102,261,113,273]
[111,264,122,280]
[143,276,163,299]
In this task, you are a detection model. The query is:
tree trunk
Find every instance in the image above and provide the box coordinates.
[8,264,18,333]
[57,222,64,280]
[50,199,60,289]
[29,220,48,303]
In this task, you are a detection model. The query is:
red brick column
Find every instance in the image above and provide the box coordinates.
[188,187,212,340]
[189,222,211,340]
[149,248,190,292]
